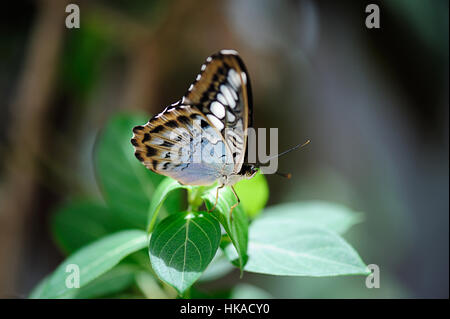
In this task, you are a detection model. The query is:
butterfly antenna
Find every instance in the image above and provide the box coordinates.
[275,171,292,179]
[252,140,310,176]
[271,140,310,179]
[264,139,310,163]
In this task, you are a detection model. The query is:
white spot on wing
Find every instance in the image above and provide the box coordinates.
[226,110,236,122]
[217,93,227,106]
[241,72,247,84]
[228,69,241,90]
[196,74,202,81]
[228,84,238,100]
[220,85,236,109]
[210,101,225,119]
[220,49,239,55]
[207,114,224,130]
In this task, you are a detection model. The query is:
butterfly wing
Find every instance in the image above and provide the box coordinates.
[183,50,253,174]
[131,102,234,186]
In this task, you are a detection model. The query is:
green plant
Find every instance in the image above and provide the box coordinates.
[30,113,369,299]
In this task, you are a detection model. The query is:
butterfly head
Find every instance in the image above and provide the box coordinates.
[240,163,258,179]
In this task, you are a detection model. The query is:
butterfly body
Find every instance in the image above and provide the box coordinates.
[131,50,257,193]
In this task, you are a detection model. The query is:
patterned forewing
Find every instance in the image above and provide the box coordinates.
[183,50,253,173]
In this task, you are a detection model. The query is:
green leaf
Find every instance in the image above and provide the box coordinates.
[234,172,269,218]
[257,201,364,235]
[232,209,369,276]
[231,283,273,299]
[29,276,50,299]
[95,113,165,229]
[121,248,152,271]
[163,189,184,215]
[147,177,189,233]
[149,211,221,294]
[135,271,176,298]
[202,187,249,271]
[39,230,148,298]
[51,200,125,254]
[70,265,137,299]
[199,249,234,282]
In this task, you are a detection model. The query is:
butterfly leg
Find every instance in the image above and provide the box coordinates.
[229,186,240,220]
[208,184,224,213]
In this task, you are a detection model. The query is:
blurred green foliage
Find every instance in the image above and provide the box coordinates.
[30,113,369,298]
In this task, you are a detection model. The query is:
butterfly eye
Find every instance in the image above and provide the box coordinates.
[249,167,258,178]
[240,164,257,179]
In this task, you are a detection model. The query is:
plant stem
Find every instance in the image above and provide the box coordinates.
[187,186,204,212]
[182,287,191,299]
[147,211,159,234]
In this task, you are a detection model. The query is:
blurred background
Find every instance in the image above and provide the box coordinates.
[0,0,448,298]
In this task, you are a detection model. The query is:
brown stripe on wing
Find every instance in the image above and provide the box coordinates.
[131,105,202,173]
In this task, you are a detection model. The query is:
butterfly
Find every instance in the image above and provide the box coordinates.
[131,49,257,214]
